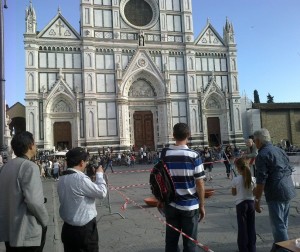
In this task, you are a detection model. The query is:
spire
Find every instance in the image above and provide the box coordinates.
[223,17,235,45]
[58,5,61,14]
[224,17,233,33]
[25,0,37,34]
[27,0,36,19]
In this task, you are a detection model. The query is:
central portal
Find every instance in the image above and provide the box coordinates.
[207,117,221,147]
[53,122,72,151]
[133,111,154,150]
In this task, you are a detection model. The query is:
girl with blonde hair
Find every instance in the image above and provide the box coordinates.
[231,157,256,252]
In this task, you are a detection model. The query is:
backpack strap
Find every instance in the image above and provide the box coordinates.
[62,169,77,176]
[160,148,167,161]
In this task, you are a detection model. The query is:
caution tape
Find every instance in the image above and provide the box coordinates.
[109,183,150,190]
[110,184,214,252]
[111,169,151,175]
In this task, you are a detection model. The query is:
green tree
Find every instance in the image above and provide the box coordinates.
[253,89,260,103]
[267,93,274,103]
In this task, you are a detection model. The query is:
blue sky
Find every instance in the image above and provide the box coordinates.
[4,0,300,107]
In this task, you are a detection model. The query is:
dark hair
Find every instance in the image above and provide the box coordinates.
[11,131,35,157]
[173,123,190,141]
[66,147,89,168]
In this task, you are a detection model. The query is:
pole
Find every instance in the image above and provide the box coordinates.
[0,0,7,153]
[98,173,125,221]
[0,0,5,151]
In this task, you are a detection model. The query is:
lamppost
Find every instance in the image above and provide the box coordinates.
[0,0,7,153]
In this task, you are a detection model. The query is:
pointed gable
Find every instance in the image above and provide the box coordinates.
[46,71,76,109]
[120,49,166,98]
[122,49,164,83]
[195,22,225,46]
[38,12,80,40]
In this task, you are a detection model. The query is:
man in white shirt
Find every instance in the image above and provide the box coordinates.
[57,147,107,252]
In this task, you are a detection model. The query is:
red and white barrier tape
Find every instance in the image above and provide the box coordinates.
[109,183,149,190]
[110,184,214,252]
[112,169,151,174]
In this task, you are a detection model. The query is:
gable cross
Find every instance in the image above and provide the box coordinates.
[56,20,65,36]
[206,29,214,43]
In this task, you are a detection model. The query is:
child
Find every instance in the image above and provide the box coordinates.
[202,147,213,181]
[223,145,234,178]
[231,157,256,252]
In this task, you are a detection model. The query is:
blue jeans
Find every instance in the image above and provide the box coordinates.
[165,204,199,252]
[267,201,290,252]
[236,200,256,252]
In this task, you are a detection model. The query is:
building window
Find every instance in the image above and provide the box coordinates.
[97,102,117,136]
[94,9,112,27]
[166,0,181,11]
[94,0,112,5]
[167,15,182,32]
[195,57,227,72]
[170,75,185,93]
[121,54,133,69]
[169,56,184,71]
[172,100,187,125]
[96,74,115,93]
[96,54,114,69]
[151,55,162,70]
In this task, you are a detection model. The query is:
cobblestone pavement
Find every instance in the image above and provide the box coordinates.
[1,163,300,252]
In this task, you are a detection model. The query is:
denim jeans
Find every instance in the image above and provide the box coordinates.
[165,204,199,252]
[267,201,290,252]
[236,200,256,252]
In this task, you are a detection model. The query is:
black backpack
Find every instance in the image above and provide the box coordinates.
[149,150,176,204]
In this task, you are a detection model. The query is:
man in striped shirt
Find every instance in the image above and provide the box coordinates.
[162,123,206,252]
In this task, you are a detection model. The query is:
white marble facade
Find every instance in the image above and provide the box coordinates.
[24,0,244,152]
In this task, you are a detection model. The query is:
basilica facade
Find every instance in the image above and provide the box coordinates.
[24,0,244,152]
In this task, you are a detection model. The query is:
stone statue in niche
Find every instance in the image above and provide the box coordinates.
[164,62,169,80]
[116,63,122,79]
[128,79,156,97]
[138,31,145,46]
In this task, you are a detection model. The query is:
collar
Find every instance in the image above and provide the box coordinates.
[169,144,189,149]
[20,155,30,160]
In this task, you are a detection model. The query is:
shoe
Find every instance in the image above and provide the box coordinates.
[209,177,212,181]
[203,178,207,182]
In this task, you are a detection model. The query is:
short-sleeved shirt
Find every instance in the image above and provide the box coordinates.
[163,145,205,211]
[231,175,255,205]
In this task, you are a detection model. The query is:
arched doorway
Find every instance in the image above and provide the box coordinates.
[133,111,154,151]
[207,117,221,146]
[53,122,72,150]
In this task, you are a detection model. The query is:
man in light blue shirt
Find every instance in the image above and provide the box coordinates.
[57,147,107,252]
